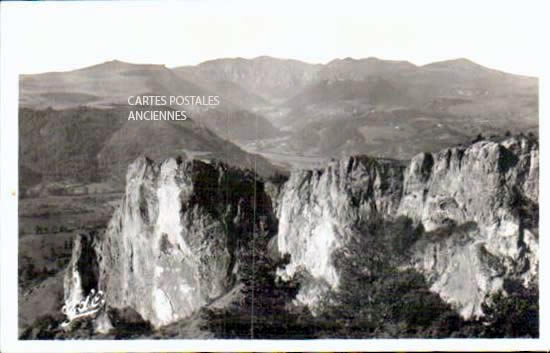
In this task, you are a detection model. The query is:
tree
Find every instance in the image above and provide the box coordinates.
[318,216,462,338]
[201,228,305,339]
[472,133,484,143]
[479,282,539,338]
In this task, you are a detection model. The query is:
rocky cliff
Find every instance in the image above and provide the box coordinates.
[276,156,405,304]
[64,136,538,330]
[64,156,276,328]
[276,136,538,318]
[399,138,538,317]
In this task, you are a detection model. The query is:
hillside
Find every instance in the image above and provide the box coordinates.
[19,106,279,192]
[19,60,282,145]
[19,60,211,110]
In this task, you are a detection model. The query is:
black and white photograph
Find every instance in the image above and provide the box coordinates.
[0,0,547,351]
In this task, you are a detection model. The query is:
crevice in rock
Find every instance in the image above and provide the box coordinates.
[75,232,100,296]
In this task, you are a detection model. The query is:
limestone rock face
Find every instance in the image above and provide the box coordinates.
[276,137,538,317]
[400,138,539,317]
[277,156,405,302]
[65,156,274,328]
[64,136,538,328]
[63,232,99,314]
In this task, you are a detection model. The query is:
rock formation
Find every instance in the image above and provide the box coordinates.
[276,137,538,318]
[276,156,405,304]
[64,156,276,328]
[64,136,538,329]
[64,232,99,316]
[400,138,538,317]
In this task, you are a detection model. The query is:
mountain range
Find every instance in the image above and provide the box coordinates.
[20,56,538,170]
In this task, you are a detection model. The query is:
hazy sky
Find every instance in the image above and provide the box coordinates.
[2,0,545,76]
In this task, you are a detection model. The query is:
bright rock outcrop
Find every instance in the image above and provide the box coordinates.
[64,136,538,328]
[276,137,538,317]
[64,156,275,328]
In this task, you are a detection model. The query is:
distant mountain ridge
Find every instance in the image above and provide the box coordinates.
[22,56,536,110]
[20,56,538,163]
[175,56,323,103]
